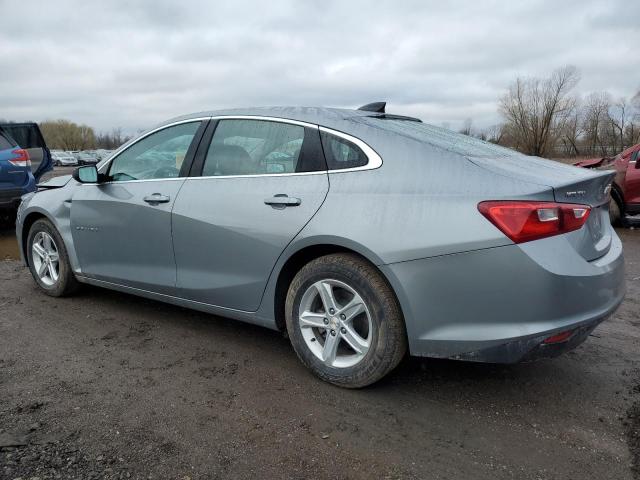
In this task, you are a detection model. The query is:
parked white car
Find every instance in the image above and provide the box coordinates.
[51,150,77,166]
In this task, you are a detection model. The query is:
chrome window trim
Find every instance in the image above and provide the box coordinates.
[319,126,383,173]
[93,115,383,184]
[78,177,186,186]
[97,117,210,175]
[184,171,327,181]
[209,115,318,129]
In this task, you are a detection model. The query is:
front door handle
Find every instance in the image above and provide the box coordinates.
[264,194,301,208]
[143,193,171,205]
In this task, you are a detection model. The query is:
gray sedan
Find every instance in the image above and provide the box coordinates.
[15,104,625,387]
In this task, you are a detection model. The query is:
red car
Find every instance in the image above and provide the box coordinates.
[575,143,640,224]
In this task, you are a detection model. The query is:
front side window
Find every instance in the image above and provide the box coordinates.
[107,122,200,181]
[202,120,305,176]
[320,131,368,170]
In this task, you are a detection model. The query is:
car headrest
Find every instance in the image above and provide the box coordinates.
[209,144,253,175]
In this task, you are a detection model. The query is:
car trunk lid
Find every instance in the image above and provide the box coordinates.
[469,155,615,261]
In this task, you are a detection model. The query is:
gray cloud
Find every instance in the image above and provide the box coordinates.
[0,0,638,134]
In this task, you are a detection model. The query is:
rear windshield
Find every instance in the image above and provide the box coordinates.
[0,124,46,149]
[360,118,521,159]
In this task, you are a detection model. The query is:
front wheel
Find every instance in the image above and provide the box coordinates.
[609,197,624,226]
[27,218,79,297]
[285,253,407,388]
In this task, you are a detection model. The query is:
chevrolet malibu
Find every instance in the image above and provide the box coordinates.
[16,104,625,387]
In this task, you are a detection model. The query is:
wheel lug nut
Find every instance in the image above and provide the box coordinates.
[329,308,335,314]
[330,330,336,336]
[340,314,346,320]
[323,318,329,325]
[340,327,346,334]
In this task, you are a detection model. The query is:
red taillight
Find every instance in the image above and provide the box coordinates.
[8,148,31,167]
[478,201,591,244]
[542,330,574,344]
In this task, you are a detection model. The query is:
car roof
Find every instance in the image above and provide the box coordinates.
[158,106,523,161]
[164,106,387,132]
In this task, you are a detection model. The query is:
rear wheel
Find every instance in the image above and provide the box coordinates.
[27,218,79,297]
[285,253,406,388]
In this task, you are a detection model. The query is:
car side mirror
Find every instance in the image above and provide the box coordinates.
[72,165,99,183]
[633,152,640,168]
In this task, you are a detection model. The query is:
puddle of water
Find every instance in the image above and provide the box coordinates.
[0,228,20,260]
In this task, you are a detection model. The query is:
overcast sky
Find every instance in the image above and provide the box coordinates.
[0,0,638,134]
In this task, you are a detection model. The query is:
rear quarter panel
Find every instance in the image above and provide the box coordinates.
[299,132,553,264]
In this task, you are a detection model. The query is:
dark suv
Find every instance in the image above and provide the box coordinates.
[0,123,53,217]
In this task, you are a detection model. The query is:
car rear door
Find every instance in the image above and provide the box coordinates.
[70,120,207,293]
[172,117,329,311]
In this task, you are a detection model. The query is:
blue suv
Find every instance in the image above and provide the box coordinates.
[0,123,52,216]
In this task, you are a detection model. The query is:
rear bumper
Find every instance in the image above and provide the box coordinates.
[446,313,607,363]
[381,230,625,363]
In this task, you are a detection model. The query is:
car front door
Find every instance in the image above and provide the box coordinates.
[172,118,329,311]
[70,120,206,293]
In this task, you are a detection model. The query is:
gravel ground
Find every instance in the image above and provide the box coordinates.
[0,167,639,479]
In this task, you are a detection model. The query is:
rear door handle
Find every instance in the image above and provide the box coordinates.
[264,194,301,208]
[143,193,171,204]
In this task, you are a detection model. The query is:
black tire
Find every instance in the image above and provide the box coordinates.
[609,196,623,226]
[27,218,79,297]
[285,253,407,388]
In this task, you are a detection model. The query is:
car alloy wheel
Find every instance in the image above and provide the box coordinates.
[286,253,407,388]
[31,231,60,286]
[298,279,372,368]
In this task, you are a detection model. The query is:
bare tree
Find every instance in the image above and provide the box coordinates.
[559,109,583,157]
[40,119,97,150]
[499,66,579,156]
[78,124,96,150]
[607,98,631,152]
[459,118,473,136]
[581,92,612,156]
[483,124,506,144]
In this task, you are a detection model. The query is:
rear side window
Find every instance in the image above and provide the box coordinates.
[320,131,368,170]
[0,131,15,150]
[202,120,305,176]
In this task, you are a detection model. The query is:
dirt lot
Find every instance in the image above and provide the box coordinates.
[1,168,639,479]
